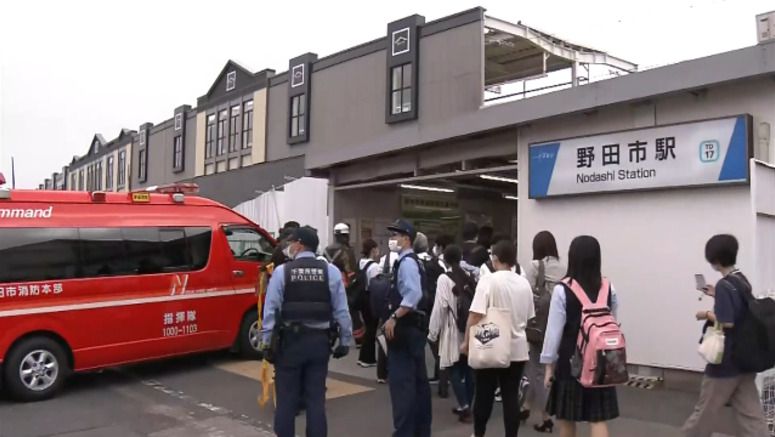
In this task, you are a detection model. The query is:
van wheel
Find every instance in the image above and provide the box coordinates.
[239,311,262,360]
[4,337,69,402]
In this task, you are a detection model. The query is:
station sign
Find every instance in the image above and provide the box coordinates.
[529,115,752,198]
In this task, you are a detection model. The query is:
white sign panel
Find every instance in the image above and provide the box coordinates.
[529,115,751,198]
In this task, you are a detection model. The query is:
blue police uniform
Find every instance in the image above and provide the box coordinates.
[262,250,353,437]
[386,220,432,437]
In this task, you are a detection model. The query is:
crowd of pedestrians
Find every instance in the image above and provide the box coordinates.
[262,219,772,437]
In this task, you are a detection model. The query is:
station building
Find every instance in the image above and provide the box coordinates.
[38,7,775,377]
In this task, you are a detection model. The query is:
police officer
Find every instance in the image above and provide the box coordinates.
[383,219,432,437]
[261,226,353,437]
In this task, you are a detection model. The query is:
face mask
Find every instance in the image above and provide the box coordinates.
[283,243,298,260]
[432,245,442,257]
[388,239,401,253]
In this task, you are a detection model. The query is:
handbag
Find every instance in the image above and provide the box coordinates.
[698,323,725,365]
[468,283,512,369]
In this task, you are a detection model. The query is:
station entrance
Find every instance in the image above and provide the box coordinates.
[330,130,519,249]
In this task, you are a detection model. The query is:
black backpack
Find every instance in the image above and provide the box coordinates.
[423,257,446,309]
[726,273,775,373]
[448,271,476,333]
[369,256,393,321]
[351,260,375,312]
[390,253,432,314]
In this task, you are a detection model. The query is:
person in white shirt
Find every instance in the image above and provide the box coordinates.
[428,245,476,423]
[479,236,525,279]
[378,251,399,273]
[462,240,535,437]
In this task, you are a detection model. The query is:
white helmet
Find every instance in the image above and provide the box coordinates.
[334,222,350,235]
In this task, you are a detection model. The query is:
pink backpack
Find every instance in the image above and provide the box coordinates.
[563,278,628,388]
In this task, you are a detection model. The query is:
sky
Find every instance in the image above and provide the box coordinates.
[0,0,772,188]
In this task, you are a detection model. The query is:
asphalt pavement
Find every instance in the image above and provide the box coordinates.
[0,349,745,437]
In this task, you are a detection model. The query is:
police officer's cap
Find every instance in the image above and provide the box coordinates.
[387,219,416,242]
[289,226,320,252]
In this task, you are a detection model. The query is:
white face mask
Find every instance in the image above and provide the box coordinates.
[432,245,442,257]
[388,239,401,253]
[283,243,298,260]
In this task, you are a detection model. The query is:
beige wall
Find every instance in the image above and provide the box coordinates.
[115,143,132,192]
[107,151,118,192]
[252,88,268,165]
[195,111,206,177]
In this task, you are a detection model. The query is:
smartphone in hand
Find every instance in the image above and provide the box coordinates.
[695,274,707,292]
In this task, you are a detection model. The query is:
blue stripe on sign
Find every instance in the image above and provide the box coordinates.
[529,142,561,198]
[719,116,748,181]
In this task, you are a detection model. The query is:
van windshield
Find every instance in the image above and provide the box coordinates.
[224,226,273,263]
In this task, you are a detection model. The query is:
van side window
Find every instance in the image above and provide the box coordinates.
[123,227,165,274]
[79,228,134,277]
[185,227,212,270]
[0,227,213,284]
[0,228,80,283]
[225,227,273,262]
[159,228,189,272]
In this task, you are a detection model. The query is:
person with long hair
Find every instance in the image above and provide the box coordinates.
[428,245,476,423]
[462,240,535,437]
[522,231,566,432]
[540,236,619,437]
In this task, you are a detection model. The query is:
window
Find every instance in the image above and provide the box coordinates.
[78,170,84,191]
[242,100,253,149]
[217,110,228,155]
[106,156,114,190]
[79,228,133,277]
[226,71,236,91]
[290,95,306,138]
[159,228,189,271]
[138,129,146,146]
[0,226,214,282]
[70,174,77,191]
[229,105,240,152]
[86,166,92,191]
[121,227,211,274]
[174,113,183,131]
[138,149,147,182]
[173,136,183,171]
[118,151,126,187]
[95,160,103,191]
[206,114,216,159]
[0,228,80,283]
[224,226,273,263]
[391,63,412,115]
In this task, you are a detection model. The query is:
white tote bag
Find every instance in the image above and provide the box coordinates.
[468,286,512,369]
[698,324,725,365]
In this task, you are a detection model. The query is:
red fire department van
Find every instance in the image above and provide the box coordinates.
[0,178,274,401]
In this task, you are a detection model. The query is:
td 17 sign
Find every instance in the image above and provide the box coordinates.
[528,115,751,198]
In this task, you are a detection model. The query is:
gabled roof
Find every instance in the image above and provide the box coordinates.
[203,59,254,99]
[118,128,133,140]
[89,134,106,155]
